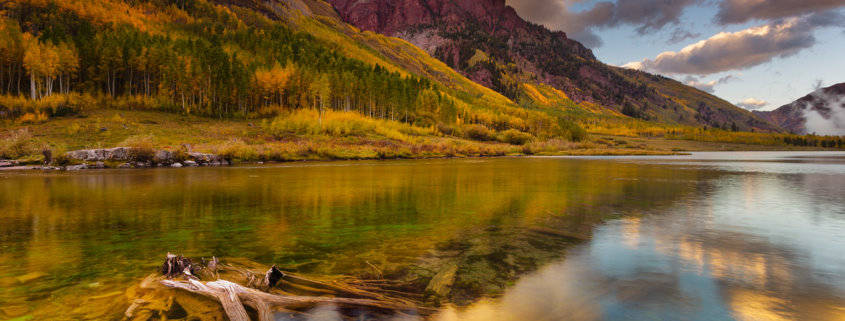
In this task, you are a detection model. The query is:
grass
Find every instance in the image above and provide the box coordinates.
[2,109,840,165]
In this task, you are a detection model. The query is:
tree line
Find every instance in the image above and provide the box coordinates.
[0,0,588,140]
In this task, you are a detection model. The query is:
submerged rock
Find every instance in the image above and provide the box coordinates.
[425,264,458,297]
[118,163,132,169]
[65,164,88,171]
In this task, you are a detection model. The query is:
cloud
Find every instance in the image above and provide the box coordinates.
[736,98,768,110]
[506,0,697,47]
[683,75,735,93]
[668,28,701,44]
[622,12,845,75]
[716,0,845,25]
[801,88,845,136]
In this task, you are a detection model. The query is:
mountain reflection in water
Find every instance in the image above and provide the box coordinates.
[435,152,845,321]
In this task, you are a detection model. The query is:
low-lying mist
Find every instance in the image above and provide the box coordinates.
[801,89,845,136]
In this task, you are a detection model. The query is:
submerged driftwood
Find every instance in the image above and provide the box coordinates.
[124,254,429,321]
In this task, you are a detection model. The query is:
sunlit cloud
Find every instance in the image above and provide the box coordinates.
[622,12,844,75]
[683,75,736,93]
[736,98,768,110]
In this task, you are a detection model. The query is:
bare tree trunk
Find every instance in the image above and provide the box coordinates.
[30,73,36,100]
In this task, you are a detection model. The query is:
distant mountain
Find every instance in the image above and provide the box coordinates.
[326,0,782,132]
[755,83,845,135]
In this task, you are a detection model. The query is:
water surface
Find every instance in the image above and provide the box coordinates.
[1,152,844,320]
[437,152,845,321]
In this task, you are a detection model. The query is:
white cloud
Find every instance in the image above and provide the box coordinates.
[683,75,736,93]
[736,98,768,110]
[802,88,845,136]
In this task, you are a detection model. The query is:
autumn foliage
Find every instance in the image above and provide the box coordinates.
[0,0,587,143]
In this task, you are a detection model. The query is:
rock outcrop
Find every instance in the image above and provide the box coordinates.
[66,147,130,162]
[63,148,228,169]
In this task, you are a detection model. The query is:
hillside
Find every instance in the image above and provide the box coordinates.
[326,0,781,132]
[755,83,845,135]
[0,0,587,150]
[0,0,838,166]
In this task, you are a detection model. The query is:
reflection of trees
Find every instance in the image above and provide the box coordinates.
[0,158,709,317]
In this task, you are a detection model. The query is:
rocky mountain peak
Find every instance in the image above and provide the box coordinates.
[328,0,539,39]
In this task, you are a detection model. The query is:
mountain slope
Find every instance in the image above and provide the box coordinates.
[326,0,782,132]
[755,83,845,135]
[1,0,589,141]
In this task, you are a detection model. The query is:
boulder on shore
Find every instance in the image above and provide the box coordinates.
[66,147,131,162]
[154,150,173,164]
[63,147,226,168]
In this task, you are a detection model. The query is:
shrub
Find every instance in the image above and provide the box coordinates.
[499,129,534,145]
[463,124,495,141]
[217,139,258,161]
[559,119,587,142]
[172,144,191,163]
[51,144,73,166]
[121,135,156,162]
[0,129,37,159]
[0,93,96,119]
[523,138,576,154]
[267,109,320,137]
[266,109,433,141]
[16,111,48,124]
[437,122,460,136]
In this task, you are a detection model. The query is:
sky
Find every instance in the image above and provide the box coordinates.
[505,0,845,111]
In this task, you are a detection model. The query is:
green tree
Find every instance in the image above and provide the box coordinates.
[310,73,330,125]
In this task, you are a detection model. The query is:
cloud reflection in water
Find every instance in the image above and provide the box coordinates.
[436,154,845,321]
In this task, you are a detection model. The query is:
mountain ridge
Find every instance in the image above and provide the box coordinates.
[755,83,845,135]
[325,0,782,132]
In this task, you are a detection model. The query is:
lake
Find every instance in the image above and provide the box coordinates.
[1,152,844,320]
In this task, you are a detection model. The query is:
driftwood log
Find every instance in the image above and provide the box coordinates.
[124,254,429,321]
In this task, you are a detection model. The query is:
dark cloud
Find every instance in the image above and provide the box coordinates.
[506,0,696,47]
[611,0,697,33]
[716,0,845,25]
[736,98,768,110]
[682,75,735,93]
[623,12,845,75]
[668,28,701,44]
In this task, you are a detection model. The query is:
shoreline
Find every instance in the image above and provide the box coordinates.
[10,149,845,173]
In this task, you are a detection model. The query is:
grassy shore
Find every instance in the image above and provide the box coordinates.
[1,109,839,166]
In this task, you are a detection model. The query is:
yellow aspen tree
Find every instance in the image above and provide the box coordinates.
[23,40,59,100]
[309,74,330,126]
[270,63,294,108]
[56,42,79,94]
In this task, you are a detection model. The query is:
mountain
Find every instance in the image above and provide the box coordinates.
[1,0,592,141]
[0,0,783,147]
[326,0,781,132]
[755,83,845,135]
